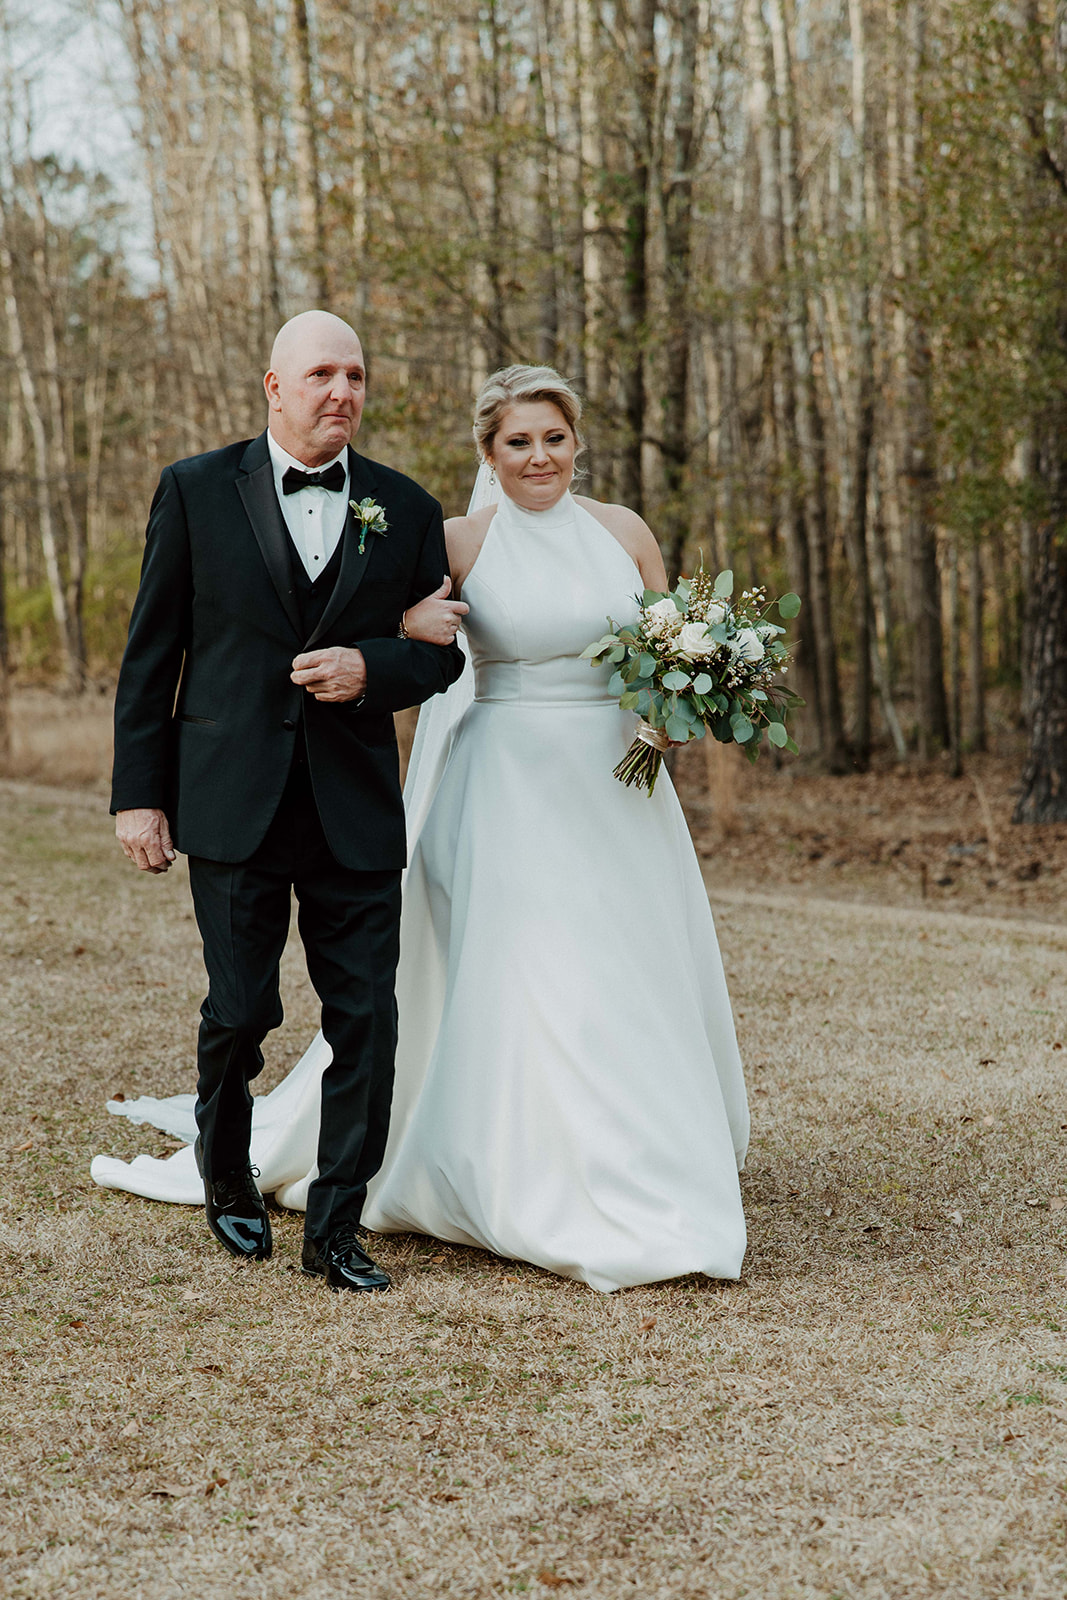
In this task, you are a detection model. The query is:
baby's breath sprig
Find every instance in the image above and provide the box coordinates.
[686,563,715,622]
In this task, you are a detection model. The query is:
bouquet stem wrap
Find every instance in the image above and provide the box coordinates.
[614,720,671,794]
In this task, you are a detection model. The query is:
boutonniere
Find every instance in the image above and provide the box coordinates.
[350,497,389,555]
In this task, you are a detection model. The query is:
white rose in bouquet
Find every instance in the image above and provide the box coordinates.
[729,627,765,663]
[674,621,717,661]
[644,597,683,638]
[705,599,728,625]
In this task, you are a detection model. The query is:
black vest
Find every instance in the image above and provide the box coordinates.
[283,529,346,796]
[287,526,345,639]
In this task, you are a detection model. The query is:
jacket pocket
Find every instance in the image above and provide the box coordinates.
[178,714,217,726]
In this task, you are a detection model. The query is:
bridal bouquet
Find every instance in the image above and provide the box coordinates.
[581,566,803,794]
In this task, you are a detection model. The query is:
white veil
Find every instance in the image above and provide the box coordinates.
[401,460,498,839]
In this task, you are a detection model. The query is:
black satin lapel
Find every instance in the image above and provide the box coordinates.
[303,497,372,649]
[236,462,302,638]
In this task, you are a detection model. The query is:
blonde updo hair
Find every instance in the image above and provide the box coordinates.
[473,364,584,462]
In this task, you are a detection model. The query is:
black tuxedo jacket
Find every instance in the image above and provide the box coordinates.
[111,430,464,869]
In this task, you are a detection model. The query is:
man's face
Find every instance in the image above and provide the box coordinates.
[265,327,366,466]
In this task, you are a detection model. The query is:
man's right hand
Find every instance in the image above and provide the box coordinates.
[116,808,177,873]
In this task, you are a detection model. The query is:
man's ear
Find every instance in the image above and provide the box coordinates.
[264,369,281,410]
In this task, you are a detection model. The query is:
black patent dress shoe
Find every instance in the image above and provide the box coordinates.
[194,1135,272,1261]
[302,1228,391,1293]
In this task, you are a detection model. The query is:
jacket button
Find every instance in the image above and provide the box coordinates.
[282,719,296,732]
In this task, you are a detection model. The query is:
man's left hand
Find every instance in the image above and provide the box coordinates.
[291,646,367,702]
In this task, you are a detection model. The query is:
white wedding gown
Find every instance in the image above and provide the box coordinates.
[92,490,749,1292]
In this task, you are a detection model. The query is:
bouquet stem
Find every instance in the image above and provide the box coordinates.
[614,721,669,794]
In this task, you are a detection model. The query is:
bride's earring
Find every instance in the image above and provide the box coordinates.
[488,465,496,488]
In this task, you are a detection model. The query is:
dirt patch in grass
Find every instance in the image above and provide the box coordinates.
[1,781,1066,1597]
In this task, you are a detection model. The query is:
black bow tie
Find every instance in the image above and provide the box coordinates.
[281,462,346,495]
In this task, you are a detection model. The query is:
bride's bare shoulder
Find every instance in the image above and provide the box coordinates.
[444,504,497,587]
[573,495,665,586]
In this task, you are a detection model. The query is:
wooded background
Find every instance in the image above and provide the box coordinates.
[1,0,1066,816]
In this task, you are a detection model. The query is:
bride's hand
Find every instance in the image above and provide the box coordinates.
[403,578,469,646]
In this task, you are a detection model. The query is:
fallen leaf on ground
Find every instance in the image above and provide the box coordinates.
[536,1574,576,1589]
[1050,1197,1066,1213]
[120,1420,139,1438]
[146,1482,197,1498]
[639,1316,657,1332]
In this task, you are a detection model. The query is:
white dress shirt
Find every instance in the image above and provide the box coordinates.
[267,431,350,581]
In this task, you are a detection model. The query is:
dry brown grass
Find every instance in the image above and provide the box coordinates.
[6,688,114,791]
[1,777,1066,1599]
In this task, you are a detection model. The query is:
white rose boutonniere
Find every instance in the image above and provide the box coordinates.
[350,497,389,555]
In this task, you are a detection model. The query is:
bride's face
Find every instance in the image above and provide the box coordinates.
[488,402,576,510]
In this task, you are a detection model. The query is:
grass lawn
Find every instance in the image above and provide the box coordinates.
[1,779,1065,1599]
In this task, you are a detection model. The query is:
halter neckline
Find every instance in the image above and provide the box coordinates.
[494,489,577,532]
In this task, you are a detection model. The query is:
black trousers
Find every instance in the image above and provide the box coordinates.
[187,758,402,1244]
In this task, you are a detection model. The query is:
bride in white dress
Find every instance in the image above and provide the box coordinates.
[92,365,749,1293]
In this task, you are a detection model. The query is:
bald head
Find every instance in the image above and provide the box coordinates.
[264,310,366,466]
[269,310,361,376]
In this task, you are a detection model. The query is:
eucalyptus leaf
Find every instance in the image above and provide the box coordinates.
[778,592,802,619]
[638,653,657,678]
[608,670,626,696]
[713,569,734,597]
[642,588,667,607]
[730,712,755,743]
[767,720,789,748]
[692,673,713,693]
[665,713,690,742]
[662,670,691,691]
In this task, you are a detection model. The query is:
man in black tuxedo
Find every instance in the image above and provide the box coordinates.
[111,311,466,1292]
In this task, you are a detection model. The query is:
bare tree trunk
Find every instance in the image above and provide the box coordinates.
[25,164,87,679]
[0,230,80,689]
[288,0,329,304]
[618,0,657,513]
[899,0,948,756]
[480,0,508,370]
[967,539,987,751]
[766,0,848,771]
[1015,516,1067,821]
[660,0,698,576]
[948,535,962,777]
[0,465,9,769]
[532,6,559,366]
[845,0,875,767]
[234,0,282,341]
